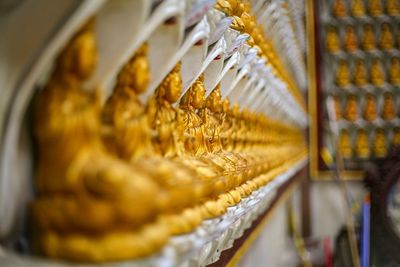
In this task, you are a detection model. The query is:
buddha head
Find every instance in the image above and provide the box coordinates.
[381,22,391,33]
[55,19,97,81]
[222,98,230,113]
[191,74,206,109]
[364,23,373,33]
[117,43,150,94]
[130,43,150,94]
[161,62,182,103]
[206,84,223,113]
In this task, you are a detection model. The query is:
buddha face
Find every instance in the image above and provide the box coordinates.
[382,23,390,32]
[131,56,150,94]
[364,24,373,33]
[191,81,206,109]
[207,88,222,112]
[164,73,181,103]
[346,25,355,34]
[222,98,230,113]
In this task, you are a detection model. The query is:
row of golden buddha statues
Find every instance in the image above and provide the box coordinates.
[333,92,397,121]
[335,57,400,87]
[30,12,306,264]
[326,22,400,53]
[339,126,398,158]
[331,0,400,18]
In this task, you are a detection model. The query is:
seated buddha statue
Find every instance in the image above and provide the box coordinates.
[353,58,368,86]
[355,128,370,158]
[363,93,377,121]
[344,25,358,52]
[101,44,209,235]
[387,0,400,15]
[339,129,353,158]
[326,26,341,53]
[151,70,228,219]
[389,57,400,85]
[362,24,376,51]
[147,62,185,158]
[32,20,169,262]
[392,127,400,146]
[332,0,348,17]
[199,85,248,187]
[379,23,394,50]
[373,128,388,157]
[382,92,396,120]
[368,0,383,16]
[335,59,351,87]
[345,95,359,122]
[352,0,366,16]
[177,74,209,156]
[370,58,385,86]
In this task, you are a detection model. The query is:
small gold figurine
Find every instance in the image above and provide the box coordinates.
[336,59,351,87]
[332,0,348,17]
[392,127,400,146]
[373,128,388,157]
[382,92,396,120]
[326,26,341,53]
[344,25,359,52]
[387,0,400,15]
[352,0,366,16]
[362,24,376,50]
[353,58,368,86]
[345,95,359,122]
[355,128,370,158]
[363,93,378,121]
[148,62,185,157]
[379,23,394,50]
[370,58,385,86]
[389,57,400,85]
[368,0,383,16]
[339,129,353,158]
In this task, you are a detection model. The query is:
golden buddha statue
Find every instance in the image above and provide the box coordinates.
[339,129,353,158]
[389,57,400,85]
[379,23,394,50]
[368,0,383,16]
[370,58,385,86]
[32,20,169,262]
[362,24,376,51]
[382,92,396,120]
[363,93,377,121]
[392,127,400,146]
[335,59,351,87]
[147,62,185,158]
[344,25,358,52]
[332,0,348,17]
[101,43,154,161]
[345,95,359,122]
[352,0,366,16]
[373,128,388,157]
[326,26,341,53]
[177,74,209,156]
[353,58,368,86]
[101,44,208,236]
[355,129,370,158]
[387,0,400,15]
